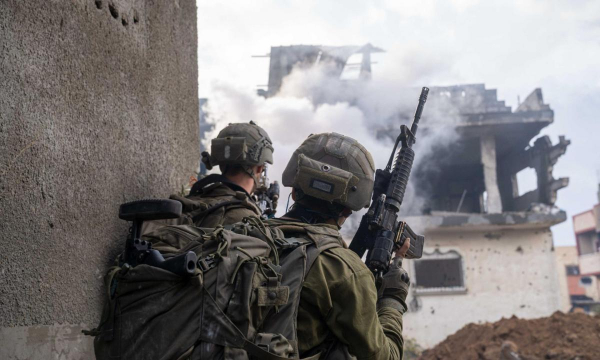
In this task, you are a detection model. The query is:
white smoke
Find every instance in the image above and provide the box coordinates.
[203,51,462,237]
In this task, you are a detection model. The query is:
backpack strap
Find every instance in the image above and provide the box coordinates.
[303,234,343,277]
[190,199,244,223]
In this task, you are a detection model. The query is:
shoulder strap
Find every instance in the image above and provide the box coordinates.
[303,235,343,277]
[266,220,344,277]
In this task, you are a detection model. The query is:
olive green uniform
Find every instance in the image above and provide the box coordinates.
[274,220,404,360]
[184,174,260,227]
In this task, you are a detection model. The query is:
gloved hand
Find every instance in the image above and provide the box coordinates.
[376,256,410,314]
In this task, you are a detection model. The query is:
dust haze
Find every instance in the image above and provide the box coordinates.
[202,51,468,236]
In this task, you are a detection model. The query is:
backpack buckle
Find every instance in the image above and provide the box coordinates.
[198,256,218,272]
[274,237,303,250]
[257,344,270,352]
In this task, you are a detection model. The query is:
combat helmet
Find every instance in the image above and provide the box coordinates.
[282,132,375,211]
[202,121,274,171]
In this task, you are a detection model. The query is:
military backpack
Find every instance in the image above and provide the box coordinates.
[86,217,343,360]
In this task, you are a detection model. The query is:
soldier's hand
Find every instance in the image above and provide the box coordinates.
[395,238,411,258]
[377,257,410,314]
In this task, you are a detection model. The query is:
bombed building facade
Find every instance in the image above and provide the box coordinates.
[402,86,569,347]
[261,44,571,348]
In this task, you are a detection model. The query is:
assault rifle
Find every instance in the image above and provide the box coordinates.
[253,166,280,219]
[349,87,429,279]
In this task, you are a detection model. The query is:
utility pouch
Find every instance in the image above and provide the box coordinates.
[211,137,247,164]
[293,154,359,203]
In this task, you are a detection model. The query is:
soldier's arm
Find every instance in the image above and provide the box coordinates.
[377,307,404,358]
[302,248,404,360]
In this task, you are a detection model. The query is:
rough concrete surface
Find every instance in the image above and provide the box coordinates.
[0,324,93,360]
[0,0,198,358]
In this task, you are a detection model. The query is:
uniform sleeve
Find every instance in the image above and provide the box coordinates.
[300,248,404,360]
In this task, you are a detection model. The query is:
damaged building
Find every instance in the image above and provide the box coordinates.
[259,44,571,348]
[256,43,383,97]
[402,85,570,348]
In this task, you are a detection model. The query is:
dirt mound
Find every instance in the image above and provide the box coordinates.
[420,312,600,360]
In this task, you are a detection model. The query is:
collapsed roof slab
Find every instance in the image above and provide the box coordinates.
[451,110,554,158]
[417,87,554,161]
[405,210,567,233]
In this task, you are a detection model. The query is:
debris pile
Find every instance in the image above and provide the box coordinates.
[420,312,600,360]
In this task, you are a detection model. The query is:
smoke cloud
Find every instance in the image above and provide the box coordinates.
[203,51,462,237]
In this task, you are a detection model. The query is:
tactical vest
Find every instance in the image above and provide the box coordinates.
[87,217,343,360]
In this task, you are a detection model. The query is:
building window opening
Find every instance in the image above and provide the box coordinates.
[580,276,593,287]
[515,167,537,196]
[340,53,362,80]
[566,265,580,276]
[414,250,466,295]
[578,231,598,255]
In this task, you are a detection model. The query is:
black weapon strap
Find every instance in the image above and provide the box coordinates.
[190,200,244,223]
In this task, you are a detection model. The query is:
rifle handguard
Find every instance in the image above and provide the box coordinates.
[386,146,414,211]
[368,230,396,275]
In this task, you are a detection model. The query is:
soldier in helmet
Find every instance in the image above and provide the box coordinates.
[186,121,274,227]
[267,132,409,359]
[143,121,274,234]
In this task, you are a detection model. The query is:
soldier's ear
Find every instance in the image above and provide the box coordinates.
[341,207,352,218]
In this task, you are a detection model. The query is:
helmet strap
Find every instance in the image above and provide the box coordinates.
[285,194,347,229]
[242,165,261,193]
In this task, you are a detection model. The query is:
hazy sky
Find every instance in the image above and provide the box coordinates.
[196,0,600,246]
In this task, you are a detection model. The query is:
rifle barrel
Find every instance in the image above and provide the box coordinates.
[410,87,429,137]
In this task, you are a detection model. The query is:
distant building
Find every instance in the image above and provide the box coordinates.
[198,97,212,175]
[258,43,383,97]
[555,246,600,313]
[571,194,600,311]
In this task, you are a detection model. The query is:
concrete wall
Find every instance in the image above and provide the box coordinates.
[0,1,198,358]
[403,227,562,348]
[580,252,600,276]
[573,210,595,233]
